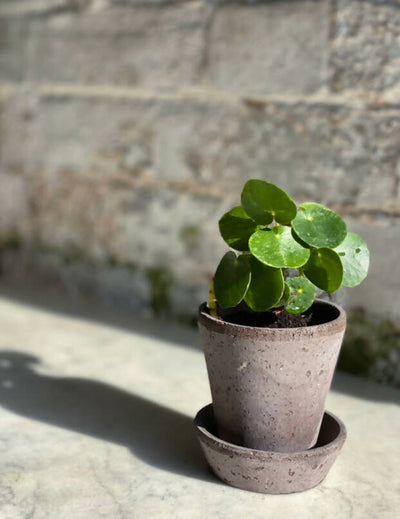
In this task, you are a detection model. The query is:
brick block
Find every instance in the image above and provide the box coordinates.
[207,2,330,95]
[345,217,400,320]
[0,17,28,81]
[154,99,400,212]
[26,4,207,87]
[0,1,70,16]
[330,0,400,93]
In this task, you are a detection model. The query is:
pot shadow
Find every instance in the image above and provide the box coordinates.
[0,351,215,482]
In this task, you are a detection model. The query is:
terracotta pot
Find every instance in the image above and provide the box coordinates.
[198,300,346,453]
[195,404,347,494]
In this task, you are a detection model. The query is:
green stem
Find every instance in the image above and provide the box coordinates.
[208,279,219,319]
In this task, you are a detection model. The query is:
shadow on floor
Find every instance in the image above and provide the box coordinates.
[0,350,216,483]
[0,281,201,351]
[0,282,399,405]
[331,371,400,405]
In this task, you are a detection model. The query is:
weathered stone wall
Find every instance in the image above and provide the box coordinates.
[0,0,400,322]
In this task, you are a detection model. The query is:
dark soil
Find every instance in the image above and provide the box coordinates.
[216,300,339,328]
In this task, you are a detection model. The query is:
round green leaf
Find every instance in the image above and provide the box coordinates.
[244,257,284,312]
[291,229,311,249]
[214,252,251,308]
[241,180,297,225]
[285,277,316,315]
[218,205,258,251]
[273,282,291,308]
[303,248,343,292]
[249,226,310,268]
[292,203,347,248]
[334,232,369,287]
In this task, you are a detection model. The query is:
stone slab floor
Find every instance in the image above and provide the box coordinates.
[0,283,398,519]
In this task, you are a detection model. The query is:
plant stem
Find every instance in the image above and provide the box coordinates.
[208,279,219,319]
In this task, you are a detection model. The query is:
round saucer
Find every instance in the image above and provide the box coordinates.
[194,404,346,494]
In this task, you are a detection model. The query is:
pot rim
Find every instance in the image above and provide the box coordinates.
[195,404,347,460]
[198,299,346,338]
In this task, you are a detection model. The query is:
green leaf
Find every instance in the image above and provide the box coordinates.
[334,232,369,287]
[273,282,291,308]
[244,257,284,312]
[249,226,310,268]
[292,229,311,249]
[285,277,316,314]
[214,252,251,308]
[241,179,297,225]
[292,203,347,248]
[303,248,343,292]
[218,205,258,251]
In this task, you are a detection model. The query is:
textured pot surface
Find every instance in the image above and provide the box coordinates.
[195,404,347,495]
[198,300,346,452]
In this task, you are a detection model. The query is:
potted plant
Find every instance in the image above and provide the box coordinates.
[195,179,369,493]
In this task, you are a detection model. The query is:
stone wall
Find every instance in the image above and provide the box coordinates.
[0,0,400,322]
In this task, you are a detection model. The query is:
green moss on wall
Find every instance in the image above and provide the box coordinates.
[146,267,172,317]
[339,308,400,387]
[179,225,200,251]
[0,236,22,252]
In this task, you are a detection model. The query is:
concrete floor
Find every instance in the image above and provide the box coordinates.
[0,284,398,518]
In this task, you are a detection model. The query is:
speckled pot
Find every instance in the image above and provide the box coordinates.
[198,300,346,452]
[195,404,347,494]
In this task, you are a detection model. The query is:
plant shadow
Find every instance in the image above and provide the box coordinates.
[0,350,215,482]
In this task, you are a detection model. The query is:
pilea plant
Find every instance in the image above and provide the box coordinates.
[209,179,369,317]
